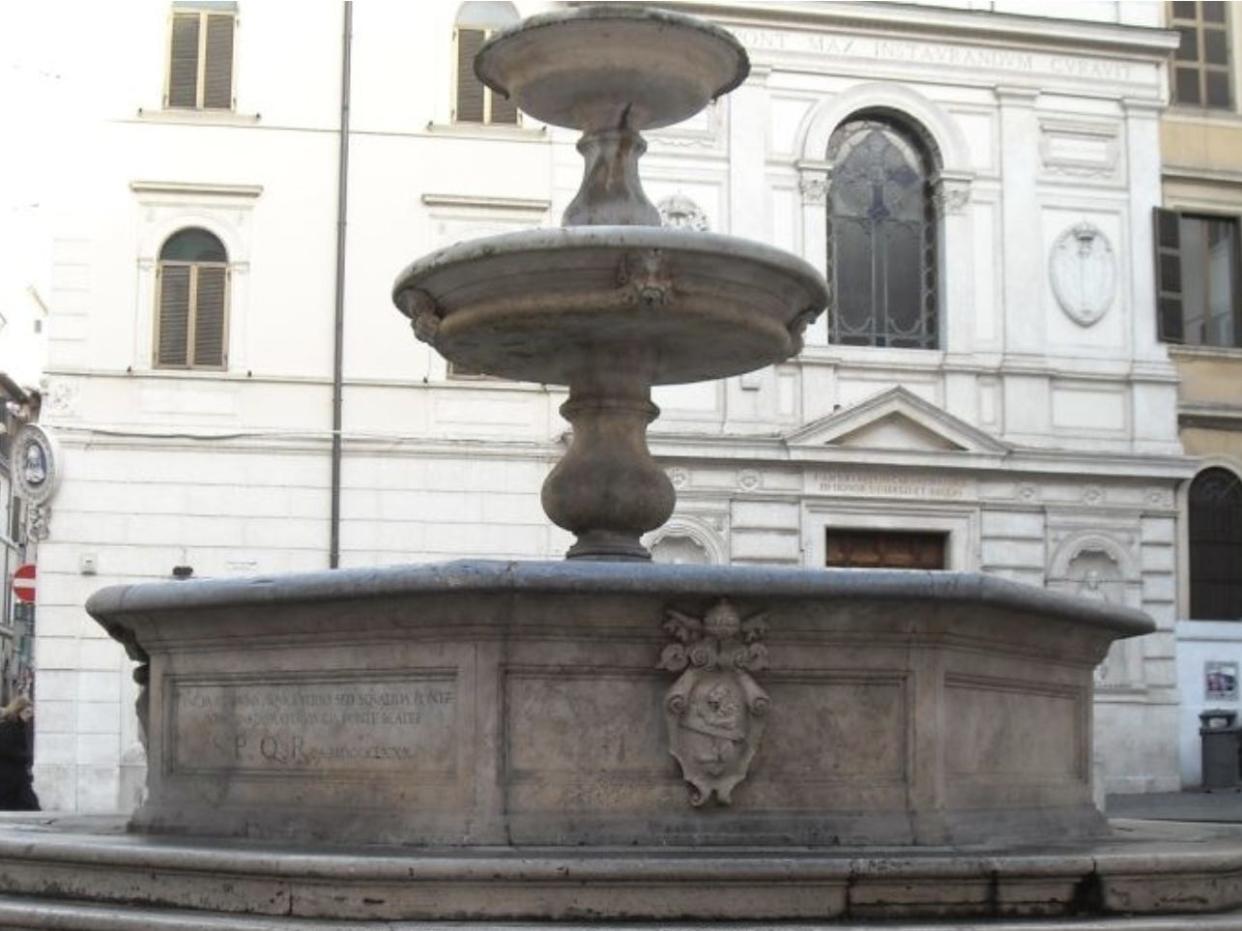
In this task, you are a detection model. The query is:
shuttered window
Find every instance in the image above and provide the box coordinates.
[1153,208,1242,347]
[155,229,228,370]
[453,3,520,125]
[456,29,487,123]
[166,5,236,111]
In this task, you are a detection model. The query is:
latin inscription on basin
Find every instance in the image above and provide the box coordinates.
[168,672,457,778]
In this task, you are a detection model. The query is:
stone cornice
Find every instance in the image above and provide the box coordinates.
[651,1,1180,62]
[649,431,1195,479]
[421,194,552,213]
[129,181,263,199]
[1162,165,1242,188]
[1179,403,1242,431]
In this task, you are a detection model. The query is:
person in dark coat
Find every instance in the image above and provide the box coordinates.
[0,696,40,811]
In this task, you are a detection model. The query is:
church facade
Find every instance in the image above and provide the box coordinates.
[27,1,1186,810]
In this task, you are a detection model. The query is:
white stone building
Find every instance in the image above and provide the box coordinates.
[27,0,1187,811]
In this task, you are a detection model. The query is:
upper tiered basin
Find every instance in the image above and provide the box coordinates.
[475,6,749,132]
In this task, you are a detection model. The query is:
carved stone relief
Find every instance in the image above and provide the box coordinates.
[657,194,710,232]
[931,175,972,217]
[1145,486,1175,509]
[798,173,829,206]
[1049,222,1116,327]
[657,600,770,806]
[737,469,761,491]
[44,379,78,417]
[402,289,442,345]
[617,249,673,307]
[1014,483,1040,503]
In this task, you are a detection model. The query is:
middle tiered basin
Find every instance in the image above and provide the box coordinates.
[392,227,828,386]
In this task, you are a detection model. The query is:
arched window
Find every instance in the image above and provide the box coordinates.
[454,2,519,125]
[1189,467,1242,619]
[155,228,228,369]
[826,116,937,349]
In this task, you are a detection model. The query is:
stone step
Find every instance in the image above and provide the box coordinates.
[0,817,1240,923]
[0,896,1241,931]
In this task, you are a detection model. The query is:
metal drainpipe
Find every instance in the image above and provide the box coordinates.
[329,1,352,569]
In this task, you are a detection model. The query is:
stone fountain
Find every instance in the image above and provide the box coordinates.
[3,7,1242,928]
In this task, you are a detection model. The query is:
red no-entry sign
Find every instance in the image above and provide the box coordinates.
[12,564,35,604]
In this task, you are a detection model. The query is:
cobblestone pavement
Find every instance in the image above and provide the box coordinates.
[1108,787,1242,823]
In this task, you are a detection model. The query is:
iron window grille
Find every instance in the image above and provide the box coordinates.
[826,118,938,350]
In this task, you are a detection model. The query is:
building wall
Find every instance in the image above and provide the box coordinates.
[1159,3,1242,786]
[31,1,1188,810]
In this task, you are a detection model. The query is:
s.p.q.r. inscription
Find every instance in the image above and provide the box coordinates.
[169,673,457,777]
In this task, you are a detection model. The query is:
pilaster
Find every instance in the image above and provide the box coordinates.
[996,85,1042,358]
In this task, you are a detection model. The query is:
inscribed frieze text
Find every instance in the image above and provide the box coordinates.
[816,471,968,499]
[171,674,457,776]
[731,29,1135,83]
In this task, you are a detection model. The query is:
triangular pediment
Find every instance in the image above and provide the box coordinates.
[786,386,1011,455]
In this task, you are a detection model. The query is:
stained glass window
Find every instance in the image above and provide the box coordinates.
[826,118,937,349]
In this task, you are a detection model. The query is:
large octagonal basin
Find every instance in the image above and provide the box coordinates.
[88,560,1151,848]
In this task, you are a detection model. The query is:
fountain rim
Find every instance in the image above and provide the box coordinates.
[474,5,751,119]
[85,559,1154,638]
[391,225,829,308]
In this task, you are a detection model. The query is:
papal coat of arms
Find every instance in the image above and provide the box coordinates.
[1049,222,1116,327]
[657,599,770,806]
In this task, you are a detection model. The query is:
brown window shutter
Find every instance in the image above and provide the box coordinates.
[491,88,518,125]
[157,265,192,366]
[168,13,201,108]
[202,14,235,110]
[456,29,486,122]
[193,266,228,367]
[1154,207,1184,343]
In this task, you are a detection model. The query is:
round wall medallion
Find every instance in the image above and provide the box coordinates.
[12,424,62,505]
[1049,222,1116,327]
[737,469,761,491]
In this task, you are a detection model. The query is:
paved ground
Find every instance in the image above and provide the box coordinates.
[1107,787,1242,823]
